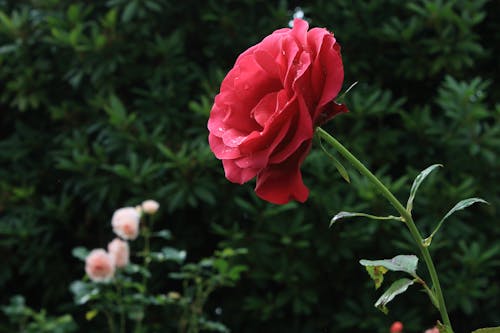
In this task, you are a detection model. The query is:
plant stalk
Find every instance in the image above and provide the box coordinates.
[316,127,453,333]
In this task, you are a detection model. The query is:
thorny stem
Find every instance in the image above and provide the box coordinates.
[316,127,453,333]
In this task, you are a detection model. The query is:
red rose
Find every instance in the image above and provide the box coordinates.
[390,321,404,333]
[208,18,346,204]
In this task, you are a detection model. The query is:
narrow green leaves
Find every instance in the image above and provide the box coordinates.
[360,255,420,313]
[360,255,418,276]
[374,278,414,314]
[424,197,489,246]
[407,164,442,213]
[441,197,488,222]
[330,211,403,227]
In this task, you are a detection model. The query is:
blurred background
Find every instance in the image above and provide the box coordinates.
[0,0,499,332]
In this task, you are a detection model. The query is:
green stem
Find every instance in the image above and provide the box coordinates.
[135,215,152,333]
[116,282,125,333]
[104,310,116,333]
[316,127,453,333]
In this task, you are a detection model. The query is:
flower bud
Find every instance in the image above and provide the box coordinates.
[390,321,404,333]
[141,200,160,215]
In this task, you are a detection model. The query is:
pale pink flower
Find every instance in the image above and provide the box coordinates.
[111,207,140,240]
[85,249,115,282]
[107,238,130,268]
[424,328,440,333]
[141,200,160,215]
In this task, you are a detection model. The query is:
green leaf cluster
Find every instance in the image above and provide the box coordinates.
[0,0,499,332]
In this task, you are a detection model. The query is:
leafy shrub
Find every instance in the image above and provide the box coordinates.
[0,0,498,332]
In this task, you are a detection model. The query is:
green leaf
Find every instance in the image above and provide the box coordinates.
[331,211,402,227]
[69,281,99,305]
[124,264,151,278]
[318,138,350,183]
[71,247,89,261]
[228,265,248,281]
[472,327,500,333]
[121,0,138,23]
[0,11,14,31]
[374,278,414,314]
[67,4,80,22]
[85,309,98,321]
[152,229,172,240]
[441,197,488,222]
[407,164,442,213]
[199,317,230,333]
[364,265,388,289]
[149,247,186,264]
[0,44,17,54]
[360,255,418,276]
[424,198,489,246]
[105,94,128,127]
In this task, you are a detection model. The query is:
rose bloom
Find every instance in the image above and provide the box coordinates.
[141,199,160,215]
[107,238,130,268]
[111,207,140,240]
[390,321,404,333]
[208,18,346,204]
[85,249,115,283]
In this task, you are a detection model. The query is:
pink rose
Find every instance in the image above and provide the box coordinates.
[141,199,160,215]
[111,207,140,240]
[107,238,130,268]
[208,18,346,204]
[424,327,440,333]
[85,249,115,282]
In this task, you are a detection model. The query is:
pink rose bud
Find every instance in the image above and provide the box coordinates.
[85,249,115,283]
[141,200,160,215]
[208,18,347,204]
[107,238,130,268]
[390,321,404,333]
[111,207,140,240]
[424,327,440,333]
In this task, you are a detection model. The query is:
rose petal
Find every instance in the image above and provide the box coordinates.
[223,159,259,184]
[208,134,241,159]
[255,143,311,204]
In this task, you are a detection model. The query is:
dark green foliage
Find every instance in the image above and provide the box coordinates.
[1,295,76,333]
[0,0,499,332]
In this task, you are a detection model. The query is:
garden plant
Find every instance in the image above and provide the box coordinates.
[1,1,499,332]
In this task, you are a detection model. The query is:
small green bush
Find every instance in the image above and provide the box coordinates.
[0,0,498,332]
